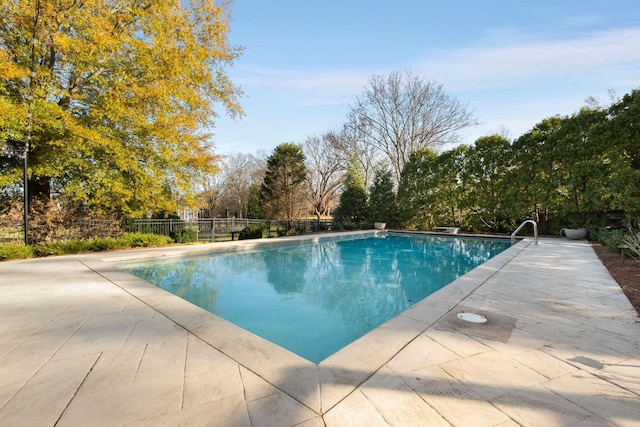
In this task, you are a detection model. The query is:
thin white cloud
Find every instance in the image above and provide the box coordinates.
[233,26,640,103]
[419,27,640,91]
[235,67,370,92]
[222,24,640,147]
[232,67,377,108]
[558,13,606,28]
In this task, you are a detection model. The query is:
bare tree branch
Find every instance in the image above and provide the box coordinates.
[346,71,477,183]
[303,132,347,219]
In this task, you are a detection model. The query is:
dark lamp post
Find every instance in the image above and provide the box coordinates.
[24,0,40,245]
[23,145,29,245]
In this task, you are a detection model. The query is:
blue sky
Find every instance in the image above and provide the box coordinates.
[212,0,640,155]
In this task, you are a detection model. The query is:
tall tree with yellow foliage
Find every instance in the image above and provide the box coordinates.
[0,0,242,218]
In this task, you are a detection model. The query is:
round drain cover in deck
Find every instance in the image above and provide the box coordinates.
[457,312,487,323]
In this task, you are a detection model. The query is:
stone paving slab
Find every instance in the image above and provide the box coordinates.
[1,235,639,426]
[407,365,512,426]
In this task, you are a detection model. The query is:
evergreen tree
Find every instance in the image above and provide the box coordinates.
[259,143,307,223]
[367,164,398,227]
[246,184,265,219]
[334,155,368,228]
[462,135,514,232]
[607,90,640,215]
[397,148,439,230]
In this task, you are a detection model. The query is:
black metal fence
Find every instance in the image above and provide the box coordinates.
[0,222,22,243]
[1,218,334,244]
[124,218,265,242]
[124,218,333,241]
[0,219,122,244]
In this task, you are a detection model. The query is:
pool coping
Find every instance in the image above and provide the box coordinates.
[84,230,531,415]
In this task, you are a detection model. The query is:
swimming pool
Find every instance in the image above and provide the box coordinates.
[122,232,511,363]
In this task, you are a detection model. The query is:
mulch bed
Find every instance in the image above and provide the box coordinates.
[592,243,640,316]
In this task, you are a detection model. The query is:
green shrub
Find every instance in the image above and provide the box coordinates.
[312,221,328,232]
[0,232,174,261]
[239,225,263,240]
[30,239,91,257]
[335,220,358,230]
[32,243,67,257]
[588,227,627,251]
[0,244,34,260]
[170,228,197,243]
[86,237,124,251]
[122,232,173,247]
[57,239,92,254]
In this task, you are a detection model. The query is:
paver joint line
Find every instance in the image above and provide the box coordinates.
[54,352,102,426]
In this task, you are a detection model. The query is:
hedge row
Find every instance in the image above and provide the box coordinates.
[0,232,174,261]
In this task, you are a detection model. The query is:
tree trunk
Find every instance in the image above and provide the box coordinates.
[28,175,51,211]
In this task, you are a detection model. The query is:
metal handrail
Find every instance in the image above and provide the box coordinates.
[511,220,538,245]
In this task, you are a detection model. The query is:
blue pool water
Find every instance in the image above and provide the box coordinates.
[123,233,511,363]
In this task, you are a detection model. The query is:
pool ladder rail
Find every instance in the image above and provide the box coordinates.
[511,220,538,245]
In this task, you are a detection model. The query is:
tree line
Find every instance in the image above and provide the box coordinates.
[394,88,640,235]
[210,85,639,236]
[234,88,639,236]
[200,71,478,228]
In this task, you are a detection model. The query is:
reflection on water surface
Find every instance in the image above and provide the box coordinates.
[124,234,510,363]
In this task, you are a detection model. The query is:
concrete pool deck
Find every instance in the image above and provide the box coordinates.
[0,234,639,426]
